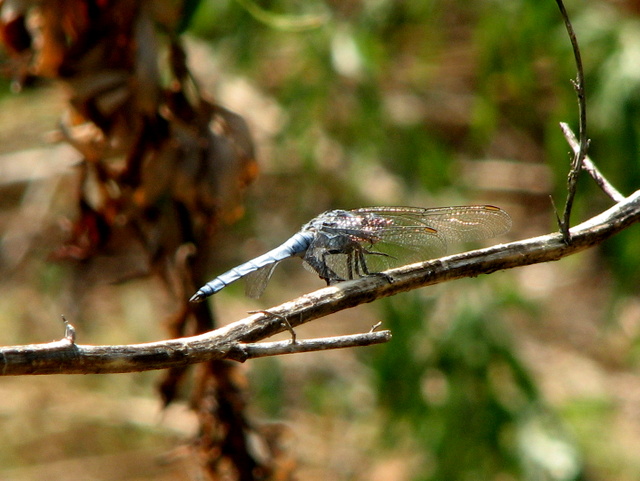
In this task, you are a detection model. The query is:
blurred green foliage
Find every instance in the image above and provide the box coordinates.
[366,288,583,481]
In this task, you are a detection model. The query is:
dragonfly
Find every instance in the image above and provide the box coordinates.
[189,205,511,303]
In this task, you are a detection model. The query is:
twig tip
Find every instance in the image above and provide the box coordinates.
[61,315,76,344]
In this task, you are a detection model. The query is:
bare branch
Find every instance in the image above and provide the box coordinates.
[2,189,640,376]
[559,122,625,202]
[226,330,392,362]
[556,0,589,240]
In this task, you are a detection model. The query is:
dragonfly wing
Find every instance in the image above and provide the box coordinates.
[363,226,446,271]
[244,262,279,298]
[352,205,511,246]
[345,205,511,270]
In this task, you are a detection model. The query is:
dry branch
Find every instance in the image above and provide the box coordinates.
[226,330,393,362]
[2,189,639,376]
[559,122,625,202]
[556,0,589,240]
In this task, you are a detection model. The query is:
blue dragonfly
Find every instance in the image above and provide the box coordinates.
[190,205,511,302]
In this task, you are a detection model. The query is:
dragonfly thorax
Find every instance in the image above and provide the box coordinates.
[304,209,391,244]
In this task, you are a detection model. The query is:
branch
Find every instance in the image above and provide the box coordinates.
[556,0,589,240]
[2,189,640,376]
[559,122,625,202]
[226,330,392,362]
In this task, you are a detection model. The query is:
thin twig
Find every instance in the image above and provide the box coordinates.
[248,310,297,343]
[556,0,589,242]
[226,330,392,362]
[2,189,640,376]
[559,122,625,202]
[61,315,76,344]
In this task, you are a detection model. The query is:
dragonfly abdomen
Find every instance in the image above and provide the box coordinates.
[189,231,315,302]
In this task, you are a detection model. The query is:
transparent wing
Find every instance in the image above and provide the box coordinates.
[351,205,511,245]
[347,205,511,271]
[243,262,280,298]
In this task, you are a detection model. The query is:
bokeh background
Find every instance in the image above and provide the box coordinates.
[2,0,640,480]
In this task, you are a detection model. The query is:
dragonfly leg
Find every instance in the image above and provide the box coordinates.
[352,247,368,276]
[362,246,394,261]
[318,250,346,284]
[346,251,355,279]
[326,267,346,284]
[357,247,394,284]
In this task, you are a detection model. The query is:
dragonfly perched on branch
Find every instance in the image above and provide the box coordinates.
[190,205,511,302]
